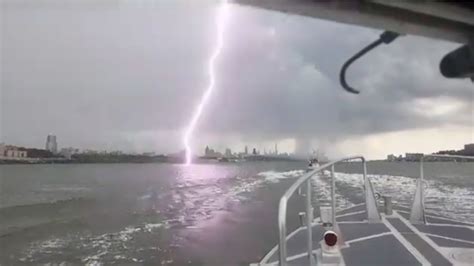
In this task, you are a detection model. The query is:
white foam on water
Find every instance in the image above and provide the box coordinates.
[254,169,355,210]
[80,223,166,264]
[20,237,69,262]
[228,178,262,197]
[38,238,68,249]
[144,223,164,232]
[253,168,473,222]
[333,172,474,222]
[39,186,91,192]
[21,222,167,264]
[255,169,355,210]
[257,169,306,183]
[83,251,107,265]
[311,172,355,210]
[423,180,474,221]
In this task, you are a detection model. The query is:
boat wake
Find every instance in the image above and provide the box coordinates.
[257,169,306,182]
[255,169,474,223]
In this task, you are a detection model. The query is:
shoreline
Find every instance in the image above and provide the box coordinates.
[0,157,304,165]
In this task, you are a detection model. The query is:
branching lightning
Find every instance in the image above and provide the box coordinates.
[183,0,229,165]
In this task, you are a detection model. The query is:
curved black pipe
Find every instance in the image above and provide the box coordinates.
[339,31,400,94]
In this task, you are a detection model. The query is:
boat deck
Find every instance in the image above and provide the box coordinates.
[256,204,473,265]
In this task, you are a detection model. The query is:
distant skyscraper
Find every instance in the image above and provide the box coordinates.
[244,146,248,155]
[45,135,58,153]
[225,148,232,157]
[275,143,278,155]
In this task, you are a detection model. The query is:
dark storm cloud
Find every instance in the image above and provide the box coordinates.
[199,6,472,141]
[1,1,472,152]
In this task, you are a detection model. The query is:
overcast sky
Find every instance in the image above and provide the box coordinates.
[1,0,473,159]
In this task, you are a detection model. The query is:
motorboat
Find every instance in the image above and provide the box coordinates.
[308,159,320,170]
[251,154,474,265]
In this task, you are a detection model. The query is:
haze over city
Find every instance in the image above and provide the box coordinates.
[1,0,472,159]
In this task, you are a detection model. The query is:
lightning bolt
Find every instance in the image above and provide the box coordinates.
[183,0,229,165]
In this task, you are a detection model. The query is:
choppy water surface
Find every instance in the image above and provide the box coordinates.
[0,161,472,265]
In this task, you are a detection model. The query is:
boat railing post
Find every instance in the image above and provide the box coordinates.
[278,197,287,266]
[306,179,313,262]
[363,158,367,187]
[409,156,427,224]
[331,165,336,226]
[420,157,425,212]
[363,158,381,222]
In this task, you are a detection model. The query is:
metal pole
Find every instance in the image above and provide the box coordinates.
[383,196,393,215]
[420,157,424,215]
[278,196,287,266]
[363,159,368,212]
[306,179,313,261]
[420,157,424,182]
[363,159,368,187]
[331,165,336,226]
[363,159,381,222]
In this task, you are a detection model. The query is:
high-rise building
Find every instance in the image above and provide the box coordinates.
[244,146,248,155]
[275,143,278,155]
[225,148,232,157]
[45,134,58,153]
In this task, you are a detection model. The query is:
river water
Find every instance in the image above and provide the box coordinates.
[0,161,473,265]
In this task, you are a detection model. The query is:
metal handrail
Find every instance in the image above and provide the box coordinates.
[410,154,474,224]
[278,155,380,266]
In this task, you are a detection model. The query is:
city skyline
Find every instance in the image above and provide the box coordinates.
[5,133,293,157]
[2,133,473,162]
[2,0,472,160]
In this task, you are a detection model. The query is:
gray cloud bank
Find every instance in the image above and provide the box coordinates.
[1,0,472,156]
